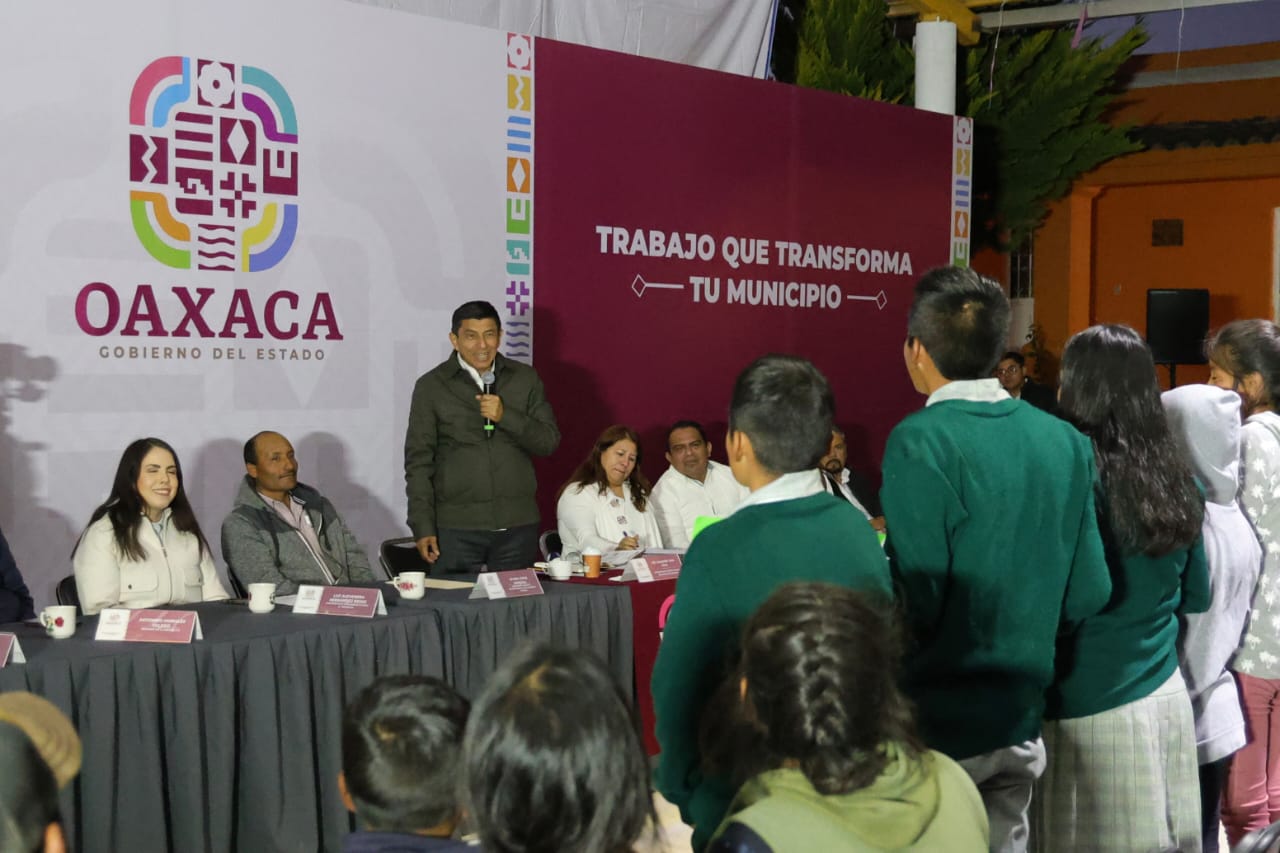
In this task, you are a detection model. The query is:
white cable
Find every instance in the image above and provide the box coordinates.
[1175,0,1185,83]
[989,0,1007,94]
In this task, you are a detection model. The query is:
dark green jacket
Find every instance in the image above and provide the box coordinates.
[882,397,1111,760]
[652,491,892,850]
[1047,524,1209,720]
[404,353,559,536]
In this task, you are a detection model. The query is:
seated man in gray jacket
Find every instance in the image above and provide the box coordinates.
[221,431,375,594]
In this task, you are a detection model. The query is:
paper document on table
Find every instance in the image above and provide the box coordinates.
[603,548,643,568]
[424,578,475,590]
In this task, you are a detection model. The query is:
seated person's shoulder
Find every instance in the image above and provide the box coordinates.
[707,822,774,853]
[221,504,260,532]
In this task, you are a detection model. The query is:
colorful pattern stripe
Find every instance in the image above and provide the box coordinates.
[950,116,973,268]
[502,34,534,364]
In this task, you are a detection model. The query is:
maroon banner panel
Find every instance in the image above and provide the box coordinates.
[532,38,955,512]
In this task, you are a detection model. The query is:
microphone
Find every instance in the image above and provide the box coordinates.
[482,369,496,437]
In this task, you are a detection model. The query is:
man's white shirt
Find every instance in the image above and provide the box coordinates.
[819,469,873,520]
[650,460,749,550]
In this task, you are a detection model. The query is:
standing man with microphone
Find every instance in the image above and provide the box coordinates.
[404,300,560,573]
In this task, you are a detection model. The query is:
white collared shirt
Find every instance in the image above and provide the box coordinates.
[650,460,749,550]
[457,352,493,391]
[820,469,872,520]
[926,377,1010,407]
[731,469,826,515]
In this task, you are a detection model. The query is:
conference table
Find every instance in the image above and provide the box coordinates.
[570,570,678,755]
[0,579,632,853]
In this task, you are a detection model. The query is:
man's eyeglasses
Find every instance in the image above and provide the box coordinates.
[994,365,1022,377]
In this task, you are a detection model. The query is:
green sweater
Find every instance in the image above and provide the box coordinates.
[651,492,892,851]
[1047,525,1209,720]
[882,398,1111,760]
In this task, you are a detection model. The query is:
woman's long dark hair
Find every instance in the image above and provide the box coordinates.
[707,582,922,796]
[463,644,657,853]
[556,424,651,512]
[1059,324,1203,557]
[74,438,210,562]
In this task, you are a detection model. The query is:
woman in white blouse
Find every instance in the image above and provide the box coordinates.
[73,438,229,614]
[556,424,664,558]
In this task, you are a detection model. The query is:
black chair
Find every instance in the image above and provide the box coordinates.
[1235,821,1280,853]
[225,567,247,599]
[379,537,428,580]
[538,530,562,560]
[55,575,80,609]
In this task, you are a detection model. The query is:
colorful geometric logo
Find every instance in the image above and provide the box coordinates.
[129,57,298,272]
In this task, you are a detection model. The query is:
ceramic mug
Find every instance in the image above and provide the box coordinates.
[41,605,77,639]
[247,583,277,614]
[548,558,573,581]
[393,571,426,600]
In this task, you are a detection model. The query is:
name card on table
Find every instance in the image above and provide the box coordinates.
[618,553,683,583]
[0,633,25,666]
[293,585,387,618]
[95,609,203,643]
[468,569,545,600]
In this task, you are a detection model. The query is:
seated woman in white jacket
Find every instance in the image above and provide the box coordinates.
[556,424,664,558]
[73,438,229,615]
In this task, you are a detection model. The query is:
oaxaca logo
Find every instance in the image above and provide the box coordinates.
[129,56,298,272]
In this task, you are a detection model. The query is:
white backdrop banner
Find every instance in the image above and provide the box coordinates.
[348,0,780,78]
[0,0,518,604]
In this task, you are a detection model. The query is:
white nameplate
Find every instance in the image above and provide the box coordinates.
[95,608,203,643]
[0,633,25,666]
[292,585,387,617]
[468,569,545,600]
[617,553,683,583]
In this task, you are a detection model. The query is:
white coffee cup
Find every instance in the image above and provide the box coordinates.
[247,583,277,614]
[394,571,426,600]
[548,558,573,581]
[41,605,77,639]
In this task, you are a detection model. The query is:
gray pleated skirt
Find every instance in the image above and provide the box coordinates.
[1031,669,1201,853]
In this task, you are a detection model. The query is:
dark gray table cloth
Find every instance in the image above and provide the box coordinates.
[0,579,633,853]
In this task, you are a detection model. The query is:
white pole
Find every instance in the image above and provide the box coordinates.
[914,20,957,115]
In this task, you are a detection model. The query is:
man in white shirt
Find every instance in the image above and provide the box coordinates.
[649,420,748,550]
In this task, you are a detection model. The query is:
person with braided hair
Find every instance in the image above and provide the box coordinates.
[705,582,988,852]
[652,354,891,852]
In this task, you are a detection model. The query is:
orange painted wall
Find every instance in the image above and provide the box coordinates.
[1092,178,1280,383]
[1030,40,1280,382]
[1092,179,1279,330]
[1032,196,1074,357]
[1111,41,1280,124]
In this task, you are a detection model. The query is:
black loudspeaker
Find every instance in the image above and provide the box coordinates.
[1147,289,1209,365]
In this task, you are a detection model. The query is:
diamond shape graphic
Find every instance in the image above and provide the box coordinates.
[227,121,250,162]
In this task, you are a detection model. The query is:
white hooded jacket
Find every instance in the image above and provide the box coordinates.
[1163,384,1262,763]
